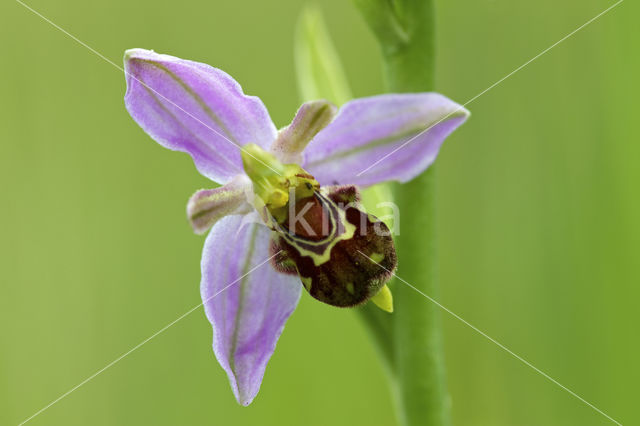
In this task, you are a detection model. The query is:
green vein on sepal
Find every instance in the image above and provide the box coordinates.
[228,224,259,401]
[138,59,235,142]
[139,84,239,171]
[304,114,464,170]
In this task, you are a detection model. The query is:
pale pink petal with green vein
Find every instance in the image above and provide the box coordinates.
[201,215,301,405]
[187,177,252,234]
[302,93,469,187]
[124,49,277,184]
[270,99,337,163]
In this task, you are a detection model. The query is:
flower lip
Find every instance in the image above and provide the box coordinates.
[272,185,397,307]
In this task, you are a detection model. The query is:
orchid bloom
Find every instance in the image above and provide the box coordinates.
[123,48,468,405]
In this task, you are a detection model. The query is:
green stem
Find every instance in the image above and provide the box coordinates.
[388,3,450,425]
[392,170,449,426]
[355,1,450,425]
[357,302,395,373]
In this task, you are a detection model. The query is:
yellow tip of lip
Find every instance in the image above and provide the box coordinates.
[371,284,393,313]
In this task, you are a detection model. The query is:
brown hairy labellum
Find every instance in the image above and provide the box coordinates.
[270,185,397,307]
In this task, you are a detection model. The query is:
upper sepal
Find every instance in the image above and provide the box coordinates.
[123,49,277,184]
[302,93,469,187]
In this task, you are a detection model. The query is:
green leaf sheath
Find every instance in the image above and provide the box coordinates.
[295,6,353,106]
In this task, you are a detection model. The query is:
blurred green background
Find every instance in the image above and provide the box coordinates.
[1,0,637,425]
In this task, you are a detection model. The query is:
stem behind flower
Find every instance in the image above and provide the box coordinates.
[354,1,450,425]
[296,3,449,424]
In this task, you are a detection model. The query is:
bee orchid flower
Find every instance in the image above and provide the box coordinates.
[123,48,468,406]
